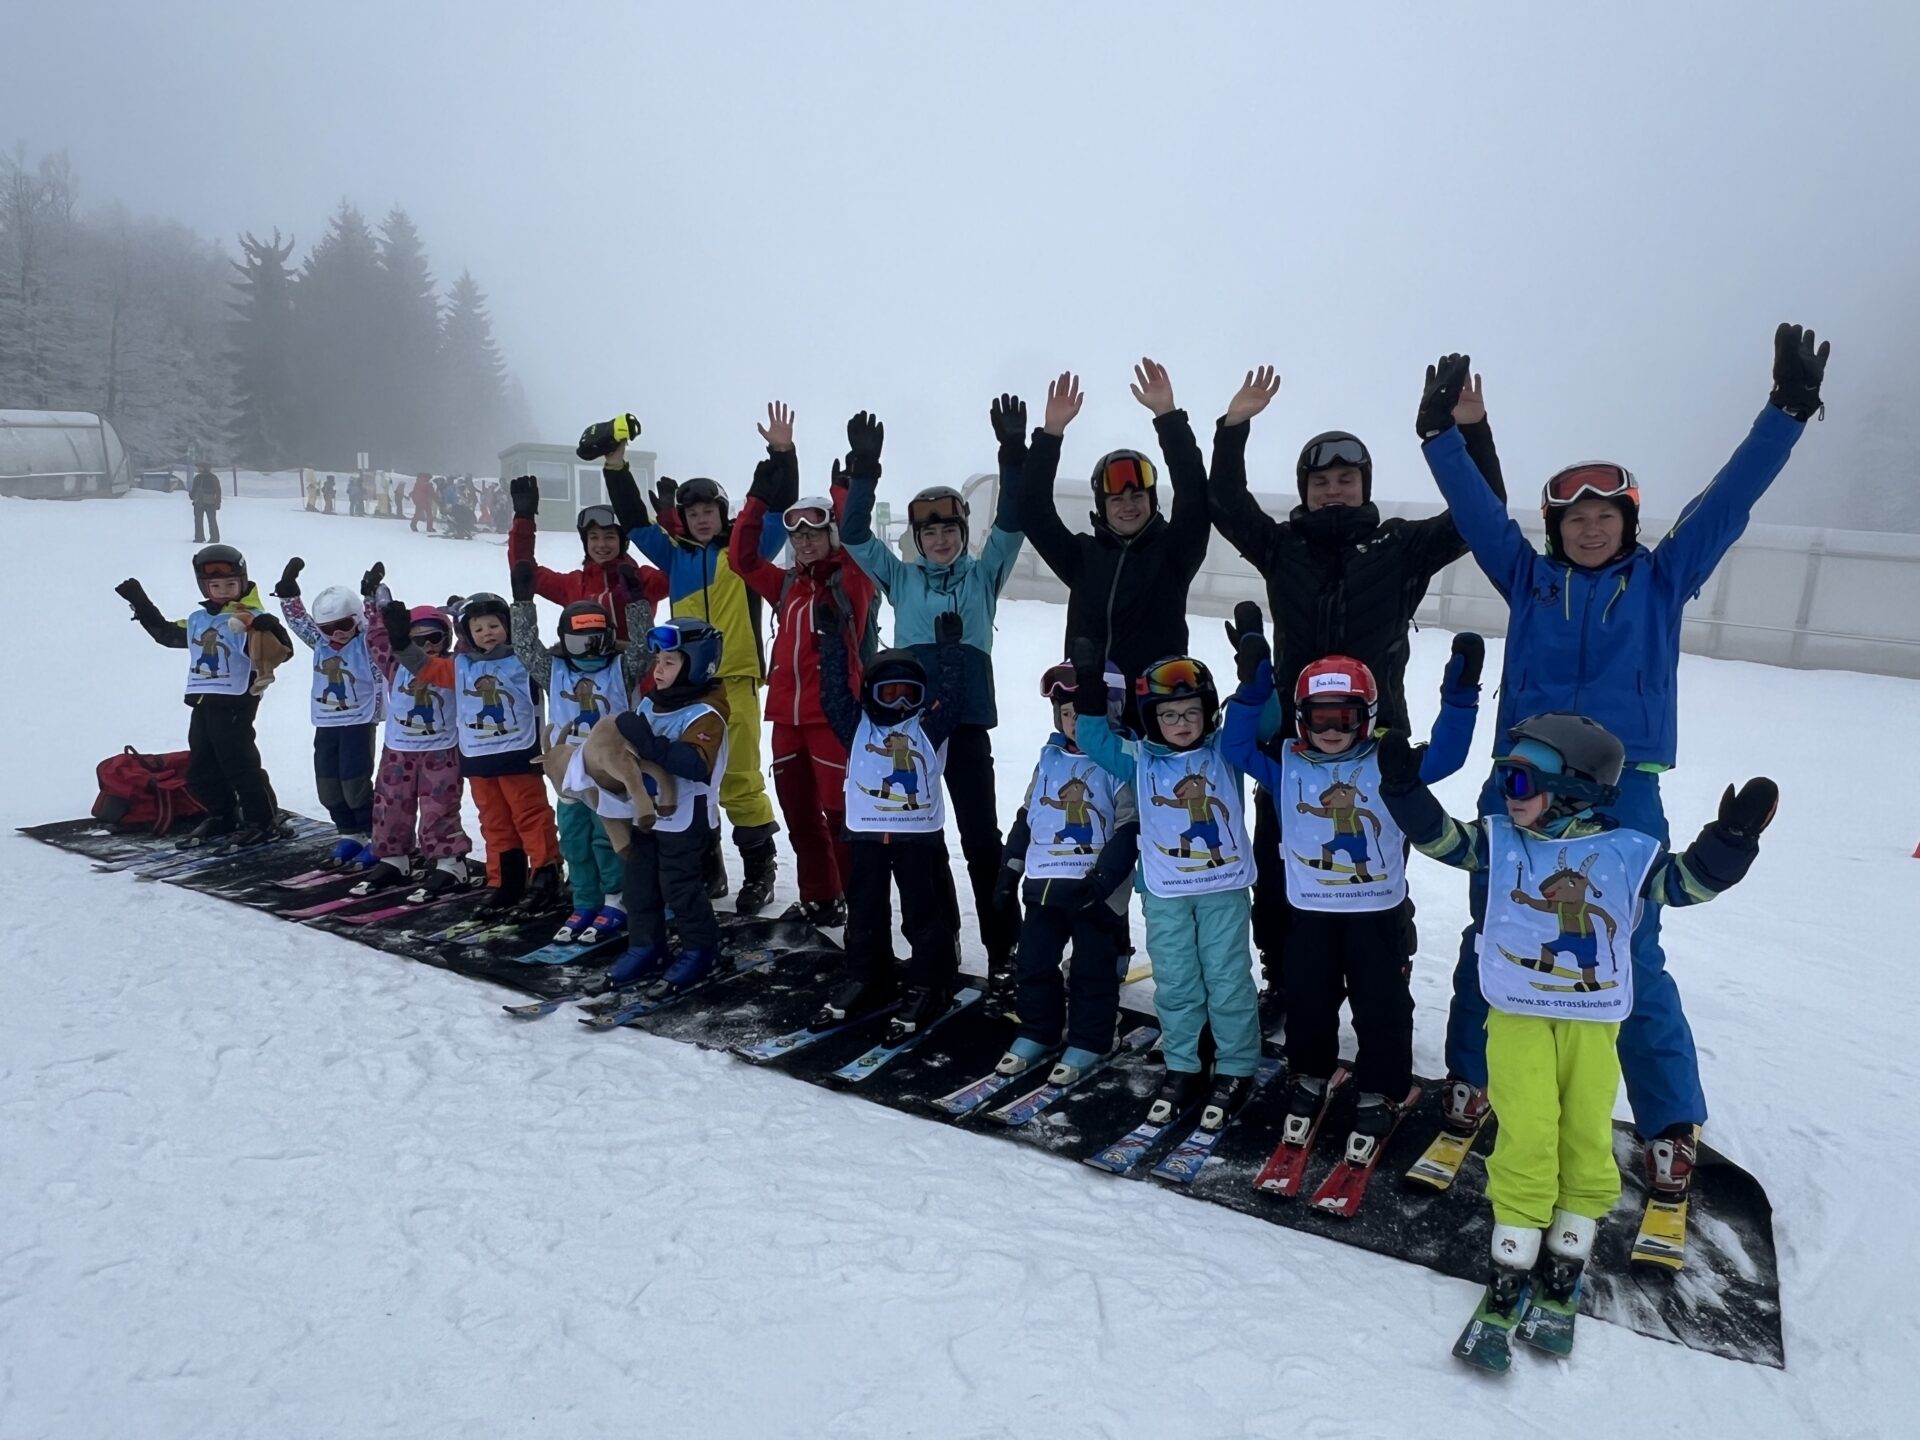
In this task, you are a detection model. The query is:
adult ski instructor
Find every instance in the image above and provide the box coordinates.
[1206,365,1507,1010]
[1413,325,1830,1198]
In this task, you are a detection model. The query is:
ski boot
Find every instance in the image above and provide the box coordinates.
[349,858,414,897]
[984,949,1020,1022]
[882,983,954,1048]
[520,863,565,914]
[176,813,237,850]
[319,837,365,872]
[1047,1045,1108,1088]
[994,1035,1057,1078]
[1199,1072,1257,1132]
[554,911,594,944]
[733,824,779,915]
[608,944,668,989]
[702,834,729,900]
[1540,1208,1595,1302]
[1441,1076,1491,1136]
[477,850,529,915]
[409,856,472,902]
[1343,1090,1401,1165]
[1146,1070,1210,1126]
[804,895,848,928]
[810,975,897,1032]
[1256,974,1287,1037]
[1487,1224,1540,1318]
[227,815,295,849]
[577,905,626,945]
[649,947,717,998]
[1643,1124,1699,1198]
[1281,1074,1329,1146]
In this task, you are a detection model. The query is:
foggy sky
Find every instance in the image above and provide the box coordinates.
[11,0,1918,517]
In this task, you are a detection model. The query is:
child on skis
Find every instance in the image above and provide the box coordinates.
[989,660,1140,1086]
[1069,641,1262,1132]
[1220,604,1484,1160]
[509,561,652,945]
[271,557,382,869]
[382,592,562,914]
[353,563,474,899]
[1373,711,1776,1322]
[727,403,878,928]
[601,620,732,997]
[812,599,970,1046]
[600,421,787,912]
[114,544,294,847]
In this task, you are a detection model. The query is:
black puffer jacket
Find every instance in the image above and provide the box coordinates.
[1021,410,1213,684]
[1208,416,1505,732]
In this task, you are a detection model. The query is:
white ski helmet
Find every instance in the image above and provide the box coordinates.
[311,585,362,628]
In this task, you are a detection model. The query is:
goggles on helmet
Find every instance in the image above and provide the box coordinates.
[577,504,620,531]
[1095,453,1158,496]
[1139,656,1206,697]
[1300,437,1370,473]
[646,624,693,653]
[410,626,450,649]
[783,503,833,533]
[871,678,924,711]
[317,616,359,636]
[198,560,243,581]
[1543,462,1638,509]
[909,494,965,529]
[1301,701,1367,735]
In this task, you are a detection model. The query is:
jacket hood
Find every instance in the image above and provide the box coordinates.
[1288,501,1382,545]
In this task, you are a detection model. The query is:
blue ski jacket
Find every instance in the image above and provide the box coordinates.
[1421,405,1806,767]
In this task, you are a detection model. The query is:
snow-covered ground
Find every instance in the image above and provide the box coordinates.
[3,491,1916,1439]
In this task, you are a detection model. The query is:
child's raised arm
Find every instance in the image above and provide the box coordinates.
[1418,631,1485,784]
[271,557,322,649]
[1646,778,1777,909]
[1375,729,1488,874]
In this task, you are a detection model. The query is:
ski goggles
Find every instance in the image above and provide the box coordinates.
[577,504,621,532]
[908,496,966,529]
[1542,462,1639,509]
[409,627,450,649]
[1300,701,1367,734]
[1095,453,1158,496]
[1137,656,1207,698]
[1300,437,1370,473]
[783,499,834,533]
[870,678,924,710]
[646,624,693,653]
[197,560,243,582]
[317,616,359,636]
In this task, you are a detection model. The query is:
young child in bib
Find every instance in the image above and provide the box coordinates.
[272,557,382,868]
[355,564,473,899]
[113,544,294,848]
[384,592,561,914]
[990,659,1139,1087]
[1374,711,1776,1327]
[1221,607,1484,1164]
[1070,642,1261,1133]
[603,620,732,997]
[813,607,970,1047]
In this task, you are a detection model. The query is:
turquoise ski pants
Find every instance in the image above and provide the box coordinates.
[557,798,624,911]
[1144,887,1261,1077]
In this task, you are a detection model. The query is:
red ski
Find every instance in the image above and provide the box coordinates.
[1308,1082,1424,1219]
[1252,1065,1350,1197]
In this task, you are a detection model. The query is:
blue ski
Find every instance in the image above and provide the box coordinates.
[578,950,780,1031]
[834,988,984,1084]
[1516,1273,1582,1356]
[737,1000,903,1063]
[987,1026,1160,1127]
[1151,1057,1284,1185]
[1083,1095,1207,1176]
[510,935,626,968]
[1453,1281,1531,1373]
[502,992,591,1019]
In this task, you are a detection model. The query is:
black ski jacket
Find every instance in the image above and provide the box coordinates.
[1020,409,1212,683]
[1208,416,1505,732]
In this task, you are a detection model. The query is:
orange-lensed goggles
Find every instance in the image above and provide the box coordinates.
[1096,454,1158,496]
[1543,463,1638,509]
[1138,656,1204,696]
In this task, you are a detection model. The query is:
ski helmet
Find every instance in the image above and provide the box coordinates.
[1541,462,1639,564]
[1293,655,1379,742]
[555,600,614,660]
[1041,658,1128,726]
[1296,431,1372,503]
[1089,449,1160,529]
[907,486,969,559]
[861,648,930,725]
[192,543,248,598]
[457,592,512,649]
[782,495,839,548]
[310,586,362,630]
[645,618,724,691]
[674,477,731,530]
[1496,712,1625,822]
[407,606,452,649]
[576,502,628,557]
[1135,654,1219,746]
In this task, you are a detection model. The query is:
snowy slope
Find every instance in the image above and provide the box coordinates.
[2,491,1916,1439]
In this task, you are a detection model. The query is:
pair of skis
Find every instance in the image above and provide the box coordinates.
[503,946,784,1026]
[933,1025,1161,1127]
[1247,1069,1423,1219]
[1453,1270,1583,1373]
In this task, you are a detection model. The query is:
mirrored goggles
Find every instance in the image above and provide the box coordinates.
[1301,437,1370,473]
[1302,701,1366,734]
[1138,656,1205,697]
[1498,761,1551,800]
[409,627,450,649]
[1096,454,1158,496]
[1543,463,1638,508]
[577,504,620,531]
[646,624,690,653]
[871,678,925,710]
[198,562,242,581]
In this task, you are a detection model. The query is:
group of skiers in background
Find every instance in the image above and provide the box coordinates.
[111,322,1829,1332]
[297,468,507,537]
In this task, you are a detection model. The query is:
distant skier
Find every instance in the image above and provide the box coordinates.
[190,463,222,543]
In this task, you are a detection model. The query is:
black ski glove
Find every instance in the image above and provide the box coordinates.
[934,610,963,646]
[360,561,385,599]
[381,601,413,651]
[510,562,537,604]
[746,456,782,508]
[614,710,657,755]
[274,557,304,599]
[1714,777,1779,848]
[1769,323,1830,421]
[990,394,1026,449]
[114,578,150,607]
[846,411,884,481]
[1070,637,1108,718]
[1416,353,1471,441]
[1444,631,1486,692]
[1224,600,1268,685]
[813,588,842,635]
[1374,729,1427,794]
[651,477,678,525]
[576,412,642,462]
[509,475,541,519]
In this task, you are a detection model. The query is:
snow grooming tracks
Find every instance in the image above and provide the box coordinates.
[21,812,1787,1369]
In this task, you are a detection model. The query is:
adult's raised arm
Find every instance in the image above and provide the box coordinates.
[835,411,906,598]
[1402,370,1509,579]
[1018,372,1086,588]
[1416,355,1535,601]
[1207,366,1284,569]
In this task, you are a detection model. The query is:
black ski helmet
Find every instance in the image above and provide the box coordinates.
[675,477,731,531]
[646,617,725,691]
[1540,463,1640,565]
[554,600,614,660]
[457,592,512,649]
[575,503,628,558]
[1135,654,1219,747]
[192,543,248,598]
[1088,449,1160,531]
[1295,431,1373,503]
[1502,712,1626,819]
[860,648,930,725]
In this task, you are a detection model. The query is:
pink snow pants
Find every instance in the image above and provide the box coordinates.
[370,747,470,861]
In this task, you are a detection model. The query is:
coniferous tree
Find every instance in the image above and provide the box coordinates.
[439,268,511,471]
[375,206,440,468]
[293,201,385,466]
[226,229,298,466]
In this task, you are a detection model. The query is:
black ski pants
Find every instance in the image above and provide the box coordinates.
[1284,906,1414,1099]
[1015,901,1126,1055]
[845,837,960,994]
[628,822,719,956]
[1254,784,1418,981]
[186,698,272,826]
[945,724,1019,968]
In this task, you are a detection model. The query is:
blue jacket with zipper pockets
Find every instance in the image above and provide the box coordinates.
[1421,405,1806,767]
